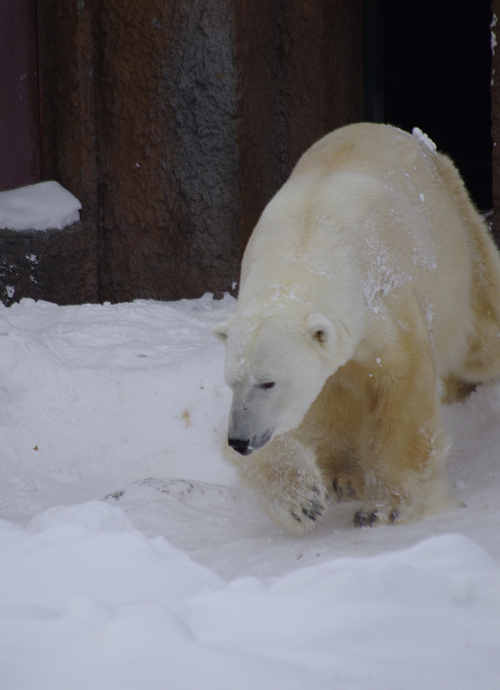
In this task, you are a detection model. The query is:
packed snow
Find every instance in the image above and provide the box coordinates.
[0,181,81,231]
[0,293,499,689]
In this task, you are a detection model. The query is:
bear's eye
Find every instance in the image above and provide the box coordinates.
[258,381,275,390]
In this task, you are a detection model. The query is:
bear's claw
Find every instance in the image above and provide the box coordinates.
[287,491,329,530]
[296,493,328,525]
[301,504,320,522]
[353,509,379,527]
[354,507,400,527]
[332,477,357,501]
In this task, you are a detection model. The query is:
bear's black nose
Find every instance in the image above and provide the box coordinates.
[228,438,252,455]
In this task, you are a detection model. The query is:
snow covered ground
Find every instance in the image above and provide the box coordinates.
[0,181,499,688]
[0,292,499,689]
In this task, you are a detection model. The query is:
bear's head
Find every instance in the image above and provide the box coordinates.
[213,312,342,455]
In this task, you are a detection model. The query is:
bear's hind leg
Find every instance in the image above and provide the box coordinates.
[458,213,500,386]
[356,326,450,526]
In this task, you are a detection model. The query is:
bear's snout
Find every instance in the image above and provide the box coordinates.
[228,438,252,455]
[228,428,273,455]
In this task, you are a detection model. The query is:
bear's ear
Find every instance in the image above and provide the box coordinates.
[213,320,230,343]
[306,314,337,350]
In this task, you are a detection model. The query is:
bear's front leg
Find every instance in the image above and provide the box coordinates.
[233,434,330,534]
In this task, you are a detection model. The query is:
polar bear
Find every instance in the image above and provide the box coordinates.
[214,123,500,533]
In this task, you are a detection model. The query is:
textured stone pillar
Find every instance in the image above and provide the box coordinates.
[94,0,242,302]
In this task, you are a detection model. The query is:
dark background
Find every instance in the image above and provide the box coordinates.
[383,0,492,211]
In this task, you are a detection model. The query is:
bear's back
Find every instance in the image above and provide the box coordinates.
[239,122,493,373]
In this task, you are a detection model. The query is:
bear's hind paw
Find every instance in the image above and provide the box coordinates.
[353,506,399,528]
[332,477,357,501]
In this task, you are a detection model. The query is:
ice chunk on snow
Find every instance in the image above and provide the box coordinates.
[28,501,136,533]
[0,181,81,231]
[412,127,437,153]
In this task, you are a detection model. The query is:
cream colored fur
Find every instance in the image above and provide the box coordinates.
[216,123,500,533]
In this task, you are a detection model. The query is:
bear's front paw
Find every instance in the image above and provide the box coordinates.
[238,435,330,534]
[288,483,330,531]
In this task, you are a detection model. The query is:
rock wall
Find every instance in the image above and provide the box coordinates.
[2,0,363,305]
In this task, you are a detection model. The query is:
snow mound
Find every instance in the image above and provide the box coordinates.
[0,502,498,690]
[0,181,81,231]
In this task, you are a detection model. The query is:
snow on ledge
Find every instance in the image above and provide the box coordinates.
[0,180,82,231]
